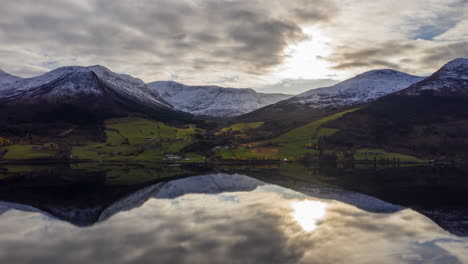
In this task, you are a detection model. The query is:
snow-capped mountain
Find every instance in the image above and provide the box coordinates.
[237,69,424,123]
[0,65,170,108]
[0,66,196,123]
[290,69,424,108]
[147,81,292,117]
[0,69,22,86]
[399,58,468,96]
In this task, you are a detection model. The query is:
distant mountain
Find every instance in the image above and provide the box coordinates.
[325,58,468,159]
[0,69,22,86]
[293,69,424,107]
[237,69,423,125]
[147,81,292,117]
[0,66,170,107]
[0,66,194,134]
[399,58,468,96]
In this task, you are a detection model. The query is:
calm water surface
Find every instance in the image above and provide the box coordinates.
[0,164,467,263]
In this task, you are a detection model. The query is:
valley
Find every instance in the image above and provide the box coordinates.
[1,58,468,165]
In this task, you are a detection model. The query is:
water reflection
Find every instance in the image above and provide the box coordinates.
[0,173,467,263]
[291,200,327,232]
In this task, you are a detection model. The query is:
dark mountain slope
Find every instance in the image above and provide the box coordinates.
[326,58,468,159]
[235,69,423,135]
[0,66,195,139]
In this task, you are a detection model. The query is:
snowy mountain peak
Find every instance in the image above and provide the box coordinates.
[399,58,468,96]
[148,81,291,117]
[442,58,468,69]
[0,69,22,86]
[290,69,424,108]
[355,68,409,77]
[435,58,468,78]
[0,65,172,111]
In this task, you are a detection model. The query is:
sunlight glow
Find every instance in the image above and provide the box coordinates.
[291,200,327,232]
[269,26,337,81]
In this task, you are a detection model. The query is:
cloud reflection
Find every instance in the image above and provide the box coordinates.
[0,174,467,263]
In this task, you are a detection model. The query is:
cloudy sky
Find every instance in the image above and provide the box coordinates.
[1,0,467,94]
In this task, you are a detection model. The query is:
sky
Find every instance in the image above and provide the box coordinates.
[0,0,467,94]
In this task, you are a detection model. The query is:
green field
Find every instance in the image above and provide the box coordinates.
[220,122,264,132]
[215,147,262,160]
[214,109,358,160]
[269,109,359,159]
[0,144,58,160]
[0,114,426,163]
[72,117,202,162]
[353,148,426,163]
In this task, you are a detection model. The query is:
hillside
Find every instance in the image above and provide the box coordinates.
[0,70,22,86]
[237,69,423,125]
[0,66,195,140]
[326,58,468,160]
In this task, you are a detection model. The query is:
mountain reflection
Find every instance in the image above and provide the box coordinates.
[0,173,467,263]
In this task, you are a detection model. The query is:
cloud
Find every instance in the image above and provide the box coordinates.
[0,0,336,88]
[0,0,467,91]
[316,0,468,76]
[324,39,468,76]
[419,42,468,66]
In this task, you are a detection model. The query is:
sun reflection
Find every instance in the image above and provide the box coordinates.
[291,200,327,232]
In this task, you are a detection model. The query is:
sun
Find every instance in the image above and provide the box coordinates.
[291,200,327,232]
[269,26,337,81]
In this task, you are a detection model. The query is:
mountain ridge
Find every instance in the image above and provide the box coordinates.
[399,58,468,96]
[0,69,23,86]
[285,69,424,108]
[325,58,468,159]
[148,80,292,117]
[236,69,424,126]
[0,65,195,139]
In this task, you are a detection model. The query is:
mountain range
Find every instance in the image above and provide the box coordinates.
[237,69,424,124]
[0,58,468,161]
[0,65,194,138]
[325,58,468,158]
[148,81,291,117]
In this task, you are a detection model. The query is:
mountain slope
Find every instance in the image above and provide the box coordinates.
[237,69,423,128]
[0,66,170,107]
[399,58,468,96]
[0,69,22,86]
[147,81,292,117]
[293,69,424,107]
[326,58,468,159]
[0,66,194,138]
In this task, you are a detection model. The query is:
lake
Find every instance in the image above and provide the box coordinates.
[0,163,467,263]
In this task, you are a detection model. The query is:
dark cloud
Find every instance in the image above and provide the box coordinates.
[0,0,336,82]
[326,40,468,74]
[419,42,468,66]
[327,41,418,71]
